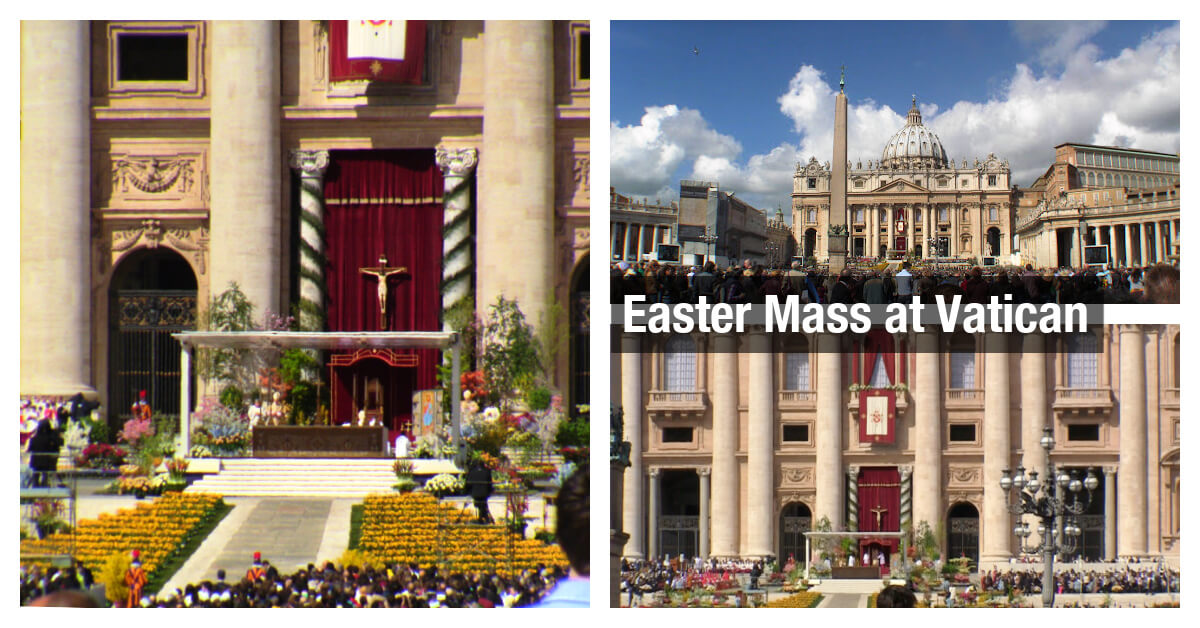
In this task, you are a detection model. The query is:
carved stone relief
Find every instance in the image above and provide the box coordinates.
[779,465,814,488]
[102,146,208,209]
[947,465,982,486]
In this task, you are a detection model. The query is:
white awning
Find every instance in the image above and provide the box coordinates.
[172,331,459,350]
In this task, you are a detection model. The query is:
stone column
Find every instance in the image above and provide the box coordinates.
[621,334,645,558]
[610,223,620,261]
[1019,332,1048,546]
[711,335,740,557]
[981,334,1012,562]
[815,334,844,529]
[950,203,959,256]
[846,466,860,531]
[288,150,330,331]
[747,332,775,558]
[648,468,660,560]
[913,331,942,531]
[436,147,479,329]
[828,87,849,273]
[885,204,894,254]
[20,21,93,397]
[1139,223,1149,266]
[1123,224,1133,267]
[1118,325,1147,556]
[698,467,712,558]
[210,21,282,313]
[899,465,913,530]
[479,20,554,326]
[1104,465,1117,561]
[637,224,648,261]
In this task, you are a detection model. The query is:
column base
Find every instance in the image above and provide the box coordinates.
[979,552,1014,564]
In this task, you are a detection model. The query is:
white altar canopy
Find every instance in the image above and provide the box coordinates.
[171,331,463,461]
[801,530,905,580]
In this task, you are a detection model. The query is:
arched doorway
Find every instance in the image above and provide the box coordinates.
[946,502,980,566]
[569,255,589,409]
[987,227,1001,257]
[804,229,817,259]
[108,247,198,432]
[779,502,812,564]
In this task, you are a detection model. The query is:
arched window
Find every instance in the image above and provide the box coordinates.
[949,336,975,389]
[1065,333,1098,388]
[785,352,811,390]
[1106,173,1114,187]
[664,334,696,391]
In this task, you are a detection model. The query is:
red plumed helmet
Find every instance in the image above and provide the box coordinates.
[139,390,147,399]
[131,549,141,563]
[253,552,261,564]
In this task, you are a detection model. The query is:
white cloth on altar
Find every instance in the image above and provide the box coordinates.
[395,434,410,458]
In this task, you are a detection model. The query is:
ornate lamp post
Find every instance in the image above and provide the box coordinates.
[764,241,779,268]
[1000,426,1098,607]
[699,227,719,266]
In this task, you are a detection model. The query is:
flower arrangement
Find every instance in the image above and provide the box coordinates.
[118,416,155,447]
[766,592,823,608]
[189,444,214,458]
[21,492,226,580]
[190,397,251,456]
[423,473,464,498]
[355,493,565,575]
[392,459,416,493]
[75,443,128,469]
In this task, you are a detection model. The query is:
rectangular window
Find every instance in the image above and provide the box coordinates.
[118,33,189,81]
[938,207,949,222]
[1067,424,1101,441]
[662,427,694,443]
[949,351,975,388]
[807,177,817,190]
[577,30,590,81]
[1103,154,1111,167]
[107,22,205,98]
[989,206,998,221]
[854,179,864,188]
[961,178,969,187]
[855,208,864,223]
[949,424,976,442]
[1065,334,1099,388]
[938,178,948,187]
[785,353,811,390]
[987,174,997,186]
[782,424,810,443]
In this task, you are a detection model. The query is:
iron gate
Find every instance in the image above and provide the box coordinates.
[110,290,196,421]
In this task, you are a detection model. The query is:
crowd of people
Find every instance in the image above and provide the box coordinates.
[619,556,769,606]
[612,259,1179,305]
[980,565,1180,596]
[20,560,566,608]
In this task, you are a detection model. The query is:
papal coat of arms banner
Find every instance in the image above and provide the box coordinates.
[859,389,896,444]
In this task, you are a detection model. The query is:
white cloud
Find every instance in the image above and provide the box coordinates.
[609,105,740,198]
[611,23,1179,205]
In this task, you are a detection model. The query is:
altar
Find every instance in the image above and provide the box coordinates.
[251,425,387,458]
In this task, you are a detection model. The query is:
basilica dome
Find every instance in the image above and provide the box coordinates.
[880,97,949,169]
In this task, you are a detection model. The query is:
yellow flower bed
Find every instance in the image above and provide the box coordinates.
[20,492,225,579]
[765,592,823,608]
[356,493,566,575]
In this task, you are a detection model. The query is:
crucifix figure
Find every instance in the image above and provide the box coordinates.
[360,254,408,330]
[870,505,888,529]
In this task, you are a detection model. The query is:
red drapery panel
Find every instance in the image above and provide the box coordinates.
[329,20,427,84]
[863,329,896,384]
[858,467,901,532]
[323,149,443,432]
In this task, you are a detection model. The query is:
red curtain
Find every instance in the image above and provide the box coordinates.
[329,20,427,84]
[323,149,443,432]
[863,329,896,385]
[858,467,901,532]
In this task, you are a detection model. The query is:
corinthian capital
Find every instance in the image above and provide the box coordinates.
[289,149,330,177]
[436,146,478,177]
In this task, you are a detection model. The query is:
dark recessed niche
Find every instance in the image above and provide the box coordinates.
[118,33,189,81]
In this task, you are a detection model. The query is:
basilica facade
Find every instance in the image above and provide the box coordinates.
[792,99,1015,264]
[615,325,1180,566]
[21,21,591,428]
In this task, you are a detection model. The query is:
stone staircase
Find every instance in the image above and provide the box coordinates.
[811,578,893,594]
[186,458,462,497]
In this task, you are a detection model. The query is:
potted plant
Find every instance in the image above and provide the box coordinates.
[392,460,416,493]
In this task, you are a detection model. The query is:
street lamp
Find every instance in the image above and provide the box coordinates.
[699,227,719,267]
[1000,426,1098,607]
[764,241,780,268]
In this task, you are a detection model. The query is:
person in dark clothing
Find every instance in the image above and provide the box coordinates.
[27,418,63,488]
[466,462,494,524]
[830,271,855,304]
[876,584,916,607]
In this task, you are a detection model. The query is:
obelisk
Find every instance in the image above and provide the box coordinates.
[827,67,849,273]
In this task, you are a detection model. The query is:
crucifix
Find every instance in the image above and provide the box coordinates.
[359,254,408,330]
[870,505,888,529]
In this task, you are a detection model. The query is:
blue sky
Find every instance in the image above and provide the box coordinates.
[611,21,1180,215]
